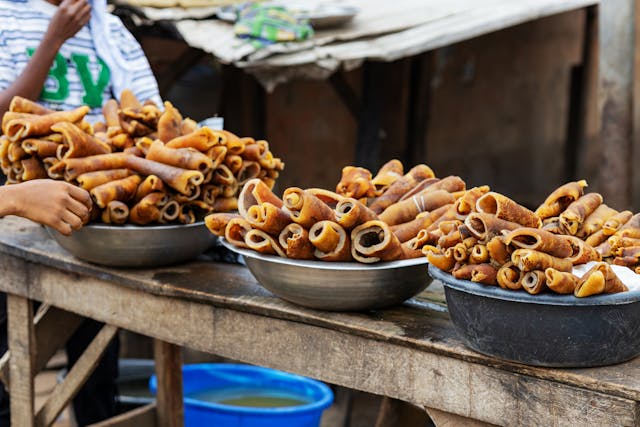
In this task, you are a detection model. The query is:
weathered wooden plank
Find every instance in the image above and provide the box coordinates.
[34,324,118,427]
[2,260,637,425]
[0,305,83,390]
[153,340,183,427]
[3,219,640,406]
[88,403,157,427]
[426,407,497,427]
[7,294,35,427]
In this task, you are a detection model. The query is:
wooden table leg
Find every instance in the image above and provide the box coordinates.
[153,340,183,427]
[7,294,35,427]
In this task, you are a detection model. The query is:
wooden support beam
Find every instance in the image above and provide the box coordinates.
[7,294,35,427]
[35,324,118,427]
[0,305,83,390]
[88,403,157,427]
[154,340,184,427]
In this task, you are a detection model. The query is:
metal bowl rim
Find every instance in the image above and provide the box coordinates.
[429,264,640,306]
[221,238,428,271]
[74,220,206,231]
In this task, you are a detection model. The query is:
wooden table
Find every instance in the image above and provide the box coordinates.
[1,216,640,427]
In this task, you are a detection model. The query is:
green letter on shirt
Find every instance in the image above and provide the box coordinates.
[26,48,69,102]
[71,54,110,108]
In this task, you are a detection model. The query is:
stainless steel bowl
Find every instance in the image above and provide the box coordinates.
[48,221,217,268]
[221,239,431,311]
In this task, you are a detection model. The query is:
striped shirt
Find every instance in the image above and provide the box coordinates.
[0,0,161,123]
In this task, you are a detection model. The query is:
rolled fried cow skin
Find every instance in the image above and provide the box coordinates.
[351,220,404,263]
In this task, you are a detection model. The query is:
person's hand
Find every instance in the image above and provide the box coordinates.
[10,180,92,236]
[45,0,92,47]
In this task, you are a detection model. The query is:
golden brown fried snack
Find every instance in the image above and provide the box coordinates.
[246,202,292,235]
[212,197,238,212]
[102,99,120,128]
[535,180,587,220]
[334,197,378,230]
[52,122,111,159]
[522,270,546,295]
[20,157,47,180]
[336,166,375,199]
[368,164,435,214]
[4,106,89,141]
[497,262,522,290]
[306,188,346,209]
[379,189,455,226]
[165,127,219,152]
[454,186,491,216]
[564,235,601,265]
[9,96,54,115]
[76,169,132,191]
[390,204,452,243]
[90,175,141,209]
[371,159,403,196]
[502,227,572,258]
[224,154,243,175]
[238,178,283,216]
[464,212,521,242]
[126,155,204,197]
[101,200,129,225]
[278,223,315,260]
[351,220,404,263]
[602,210,634,235]
[469,263,499,286]
[511,249,573,272]
[486,236,512,266]
[225,218,252,249]
[545,268,579,294]
[574,262,628,297]
[237,161,261,185]
[205,212,241,236]
[309,220,352,261]
[401,176,466,201]
[146,139,213,173]
[283,187,336,229]
[476,192,541,228]
[425,249,455,272]
[585,229,608,248]
[133,174,164,202]
[222,130,246,156]
[129,192,168,225]
[157,101,183,143]
[62,152,131,180]
[245,229,287,257]
[576,204,618,238]
[559,193,603,235]
[468,244,489,264]
[21,138,59,158]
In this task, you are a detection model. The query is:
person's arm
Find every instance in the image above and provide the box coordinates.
[0,179,92,235]
[0,0,91,115]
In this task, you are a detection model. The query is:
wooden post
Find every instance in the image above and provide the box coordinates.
[598,0,635,209]
[7,294,35,427]
[154,340,184,427]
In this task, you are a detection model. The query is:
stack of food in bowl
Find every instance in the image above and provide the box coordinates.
[0,92,284,267]
[0,92,283,225]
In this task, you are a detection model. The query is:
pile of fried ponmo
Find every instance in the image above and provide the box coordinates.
[0,92,283,225]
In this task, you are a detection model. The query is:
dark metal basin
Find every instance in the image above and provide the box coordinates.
[429,264,640,367]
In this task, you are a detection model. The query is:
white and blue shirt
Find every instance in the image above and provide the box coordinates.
[0,0,161,122]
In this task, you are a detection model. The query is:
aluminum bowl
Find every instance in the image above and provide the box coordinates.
[221,239,431,311]
[48,221,217,268]
[429,264,640,367]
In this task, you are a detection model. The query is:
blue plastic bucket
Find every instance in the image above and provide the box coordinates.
[149,363,333,427]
